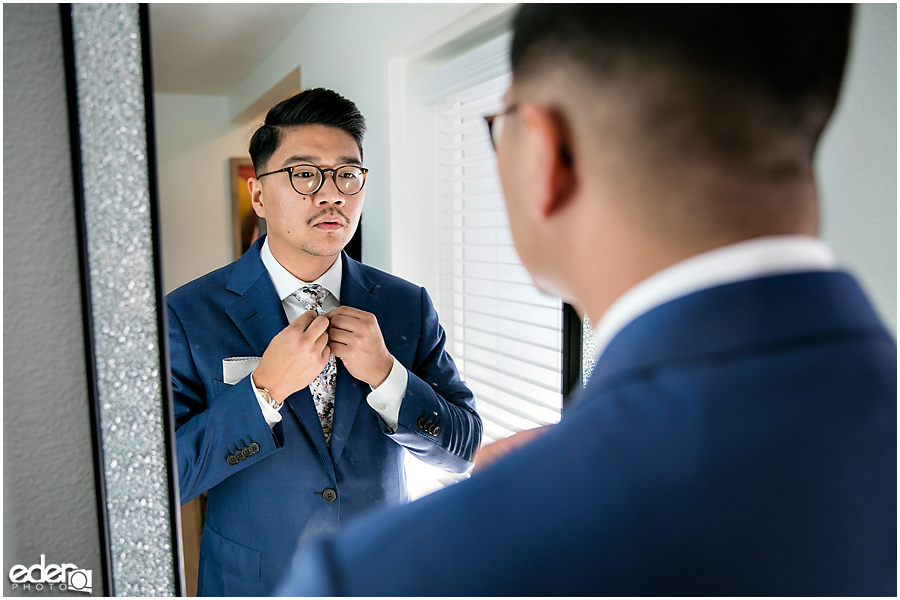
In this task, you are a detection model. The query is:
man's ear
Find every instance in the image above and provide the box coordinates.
[248,177,266,219]
[518,103,576,219]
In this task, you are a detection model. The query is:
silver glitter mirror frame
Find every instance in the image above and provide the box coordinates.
[62,4,183,596]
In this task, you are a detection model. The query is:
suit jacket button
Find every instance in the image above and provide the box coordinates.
[322,488,337,503]
[227,454,239,465]
[432,425,440,435]
[249,442,260,454]
[240,447,252,459]
[417,417,426,429]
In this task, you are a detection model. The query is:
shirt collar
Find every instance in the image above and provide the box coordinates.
[592,235,836,362]
[260,237,342,302]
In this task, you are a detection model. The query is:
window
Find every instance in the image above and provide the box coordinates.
[438,73,564,444]
[404,36,564,499]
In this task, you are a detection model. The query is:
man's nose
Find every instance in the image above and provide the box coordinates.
[315,174,344,205]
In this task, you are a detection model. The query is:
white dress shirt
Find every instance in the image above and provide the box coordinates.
[591,235,837,362]
[250,238,408,431]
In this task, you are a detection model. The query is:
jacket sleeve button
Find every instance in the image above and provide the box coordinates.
[227,454,239,465]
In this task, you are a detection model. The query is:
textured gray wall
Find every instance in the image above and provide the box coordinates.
[3,4,103,596]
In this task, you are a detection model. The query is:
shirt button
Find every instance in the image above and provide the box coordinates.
[378,404,387,410]
[322,488,337,503]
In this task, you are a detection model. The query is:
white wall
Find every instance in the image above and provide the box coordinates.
[817,2,897,332]
[155,94,259,291]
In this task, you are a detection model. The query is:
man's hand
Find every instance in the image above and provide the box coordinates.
[325,306,393,388]
[253,310,331,403]
[473,426,550,473]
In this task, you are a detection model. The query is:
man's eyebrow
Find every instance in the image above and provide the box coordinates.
[281,155,317,167]
[280,155,363,168]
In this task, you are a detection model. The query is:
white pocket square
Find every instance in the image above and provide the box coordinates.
[222,356,261,385]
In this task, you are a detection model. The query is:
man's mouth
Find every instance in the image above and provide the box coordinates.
[315,221,343,231]
[310,211,348,230]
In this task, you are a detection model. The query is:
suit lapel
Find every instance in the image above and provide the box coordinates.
[225,274,288,357]
[223,237,336,475]
[329,253,386,466]
[284,388,335,481]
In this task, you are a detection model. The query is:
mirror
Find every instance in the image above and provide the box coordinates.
[60,2,895,597]
[147,4,547,595]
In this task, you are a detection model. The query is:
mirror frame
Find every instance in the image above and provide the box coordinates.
[61,3,183,595]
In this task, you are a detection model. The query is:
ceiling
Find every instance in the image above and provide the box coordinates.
[148,4,313,95]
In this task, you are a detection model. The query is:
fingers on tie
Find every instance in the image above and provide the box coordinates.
[306,313,331,335]
[326,327,352,346]
[328,315,353,333]
[315,328,330,347]
[293,309,318,329]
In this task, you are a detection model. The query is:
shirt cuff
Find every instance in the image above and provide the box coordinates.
[366,355,408,432]
[250,372,282,429]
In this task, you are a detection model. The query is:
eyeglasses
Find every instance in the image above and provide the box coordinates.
[484,103,520,149]
[256,164,369,196]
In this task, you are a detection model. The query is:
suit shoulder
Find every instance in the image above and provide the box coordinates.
[353,261,424,297]
[166,261,236,309]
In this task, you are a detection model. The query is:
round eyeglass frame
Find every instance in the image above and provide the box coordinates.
[256,164,369,196]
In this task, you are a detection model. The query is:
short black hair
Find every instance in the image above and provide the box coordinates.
[248,88,367,175]
[511,5,853,164]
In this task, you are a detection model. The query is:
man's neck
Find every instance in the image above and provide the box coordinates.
[558,179,820,327]
[267,240,340,283]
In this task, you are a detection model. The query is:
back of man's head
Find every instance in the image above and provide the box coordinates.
[511,5,852,176]
[249,88,367,175]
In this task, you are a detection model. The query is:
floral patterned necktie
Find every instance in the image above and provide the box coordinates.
[292,284,336,445]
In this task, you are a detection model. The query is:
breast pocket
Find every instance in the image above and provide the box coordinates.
[210,378,230,398]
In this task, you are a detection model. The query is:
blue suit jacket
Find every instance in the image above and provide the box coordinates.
[278,271,896,596]
[167,237,482,596]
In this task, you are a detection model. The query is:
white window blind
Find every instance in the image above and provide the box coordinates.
[404,36,564,501]
[437,73,564,446]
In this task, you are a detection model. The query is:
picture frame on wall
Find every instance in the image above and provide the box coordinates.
[230,157,264,260]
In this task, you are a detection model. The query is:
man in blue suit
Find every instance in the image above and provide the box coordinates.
[167,88,482,595]
[278,5,896,596]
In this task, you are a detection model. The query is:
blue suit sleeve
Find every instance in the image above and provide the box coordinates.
[383,287,482,473]
[168,303,283,503]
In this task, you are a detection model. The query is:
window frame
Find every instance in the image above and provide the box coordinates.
[385,4,587,497]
